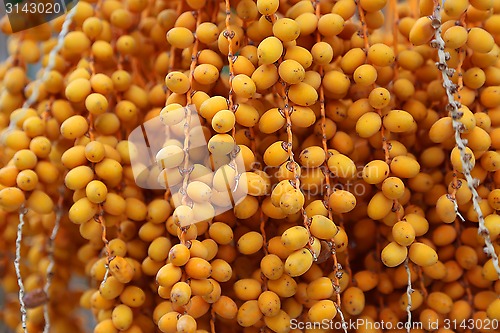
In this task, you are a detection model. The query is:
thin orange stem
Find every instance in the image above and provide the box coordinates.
[390,0,399,80]
[260,209,268,255]
[131,58,146,88]
[268,13,311,247]
[178,10,202,246]
[416,266,428,298]
[87,44,109,266]
[315,0,342,308]
[210,307,216,333]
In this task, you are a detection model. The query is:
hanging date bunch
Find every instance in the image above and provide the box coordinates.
[0,0,500,332]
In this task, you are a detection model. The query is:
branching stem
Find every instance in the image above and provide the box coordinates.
[15,206,28,333]
[431,0,500,278]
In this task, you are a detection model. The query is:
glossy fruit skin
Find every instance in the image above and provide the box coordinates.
[381,242,408,267]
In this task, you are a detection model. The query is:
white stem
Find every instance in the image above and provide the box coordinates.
[16,8,77,332]
[431,2,500,278]
[15,206,27,333]
[43,188,64,333]
[336,303,348,333]
[404,258,413,333]
[334,277,347,333]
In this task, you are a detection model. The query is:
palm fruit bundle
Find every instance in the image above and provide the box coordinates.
[0,0,500,332]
